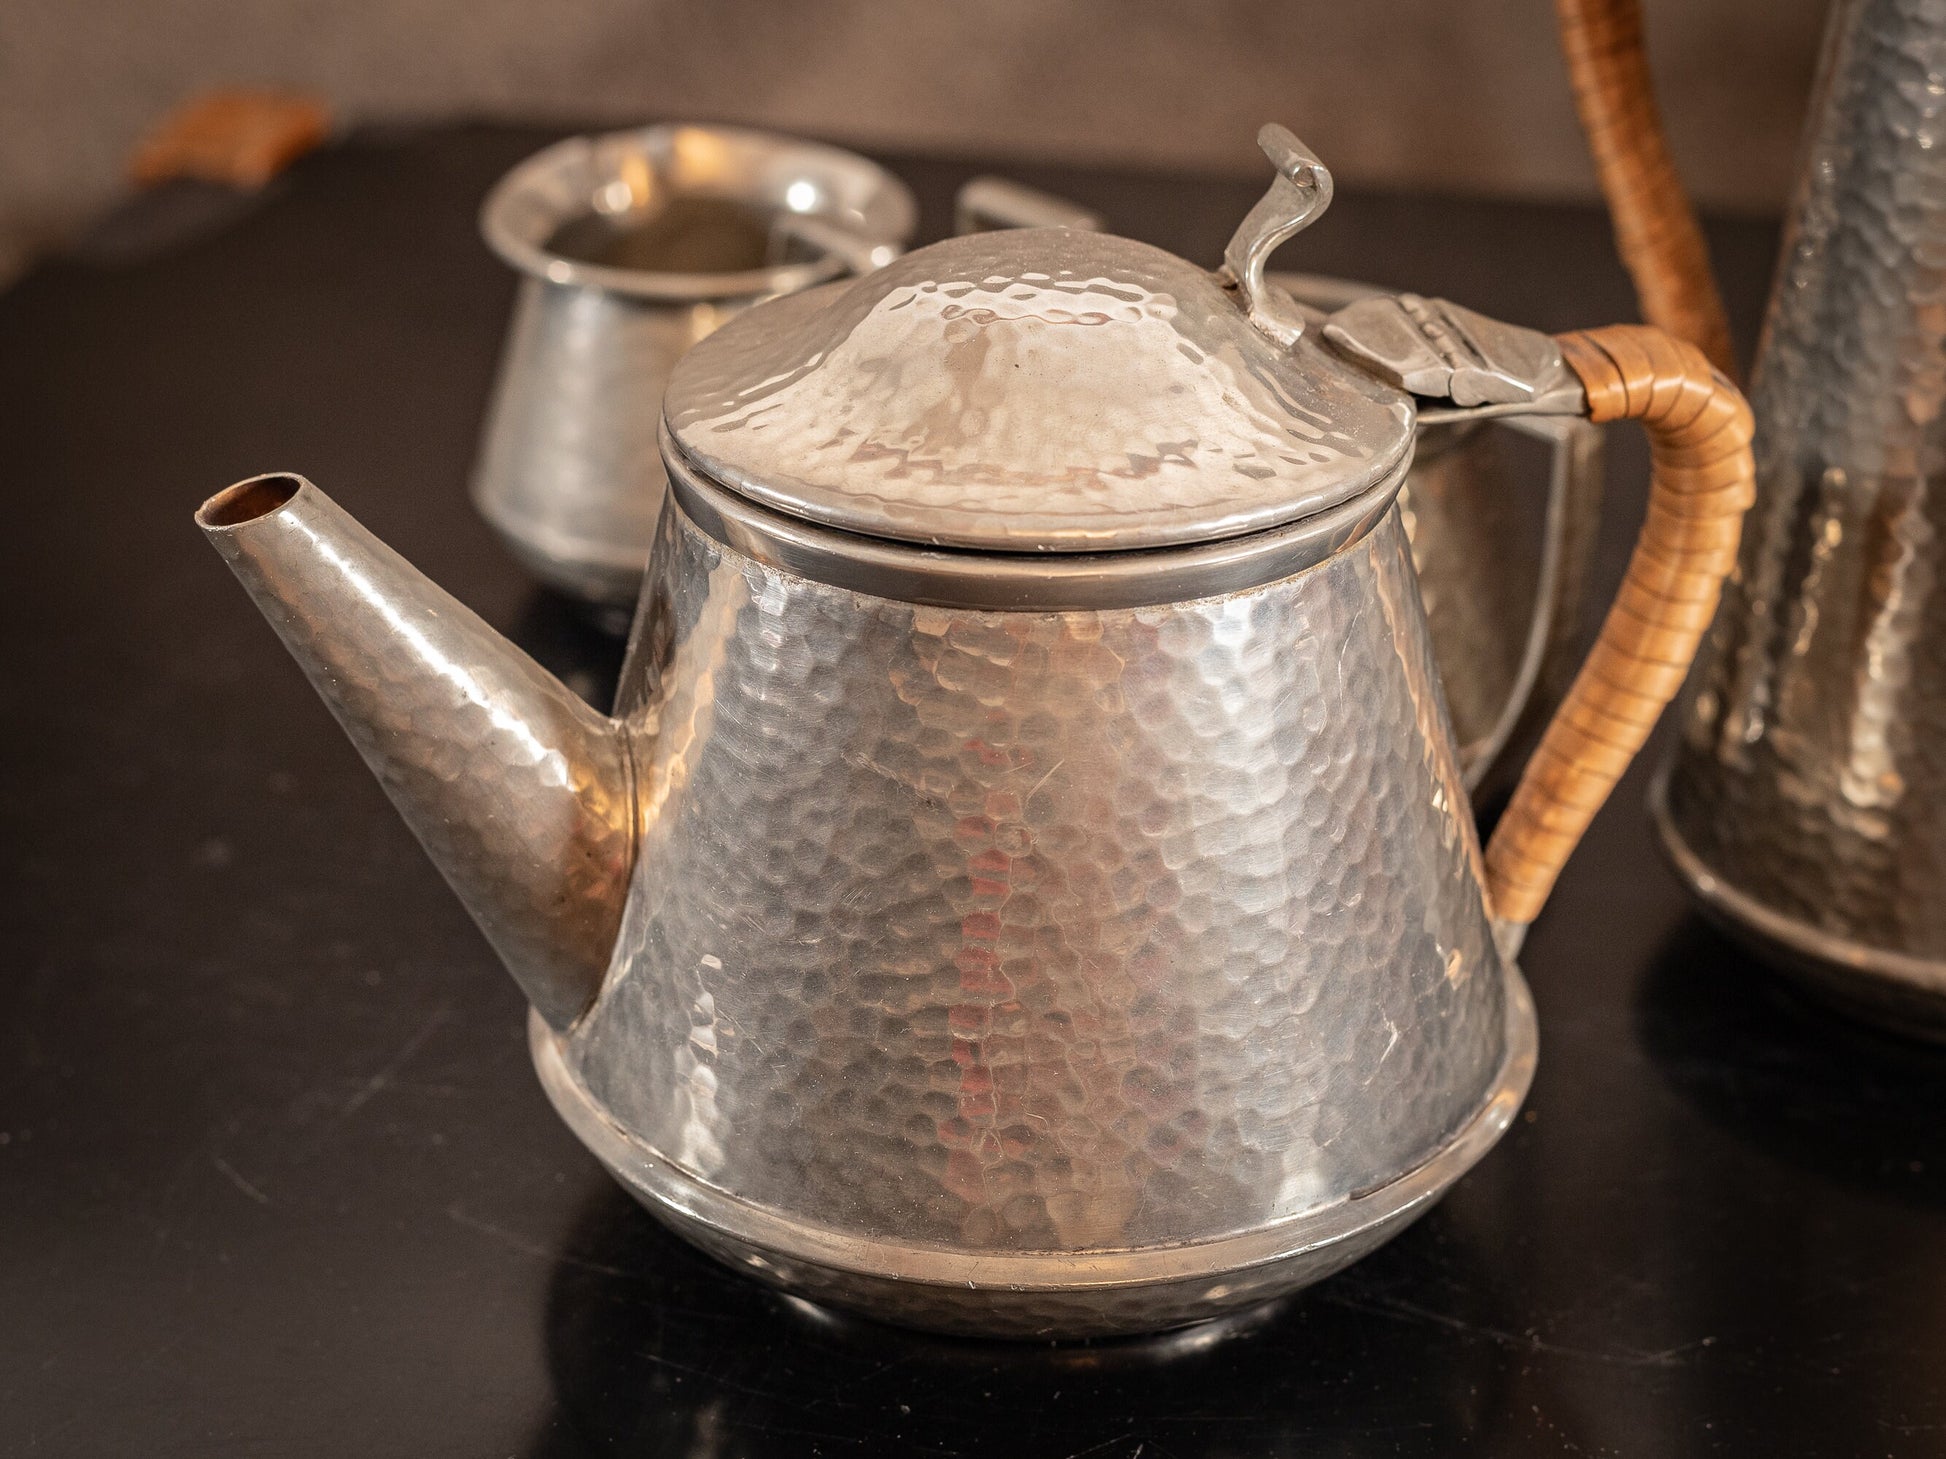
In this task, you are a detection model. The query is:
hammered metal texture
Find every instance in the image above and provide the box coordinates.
[1402,429,1535,750]
[663,232,1414,552]
[652,1196,1416,1339]
[479,254,1602,789]
[535,970,1534,1336]
[1272,276,1610,783]
[473,279,736,606]
[561,499,1508,1261]
[471,125,916,608]
[1657,0,1946,1015]
[1402,415,1605,787]
[200,477,635,1028]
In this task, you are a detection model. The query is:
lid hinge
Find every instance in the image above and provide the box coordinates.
[1321,293,1588,421]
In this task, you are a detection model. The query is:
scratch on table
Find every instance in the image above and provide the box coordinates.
[1048,1435,1150,1459]
[804,1354,907,1403]
[1323,1289,1716,1369]
[338,1001,451,1121]
[723,1414,962,1457]
[630,1348,812,1406]
[210,1153,270,1206]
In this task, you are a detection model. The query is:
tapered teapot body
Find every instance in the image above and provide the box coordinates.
[534,459,1530,1334]
[201,125,1754,1337]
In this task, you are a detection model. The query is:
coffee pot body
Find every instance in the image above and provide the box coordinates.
[1652,0,1946,1034]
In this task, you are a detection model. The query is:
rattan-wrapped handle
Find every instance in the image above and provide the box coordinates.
[1555,0,1737,379]
[1482,324,1753,927]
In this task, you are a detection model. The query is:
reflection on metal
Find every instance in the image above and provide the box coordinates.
[202,126,1727,1337]
[1324,291,1582,412]
[197,475,634,1029]
[1220,123,1334,347]
[470,124,920,610]
[534,980,1536,1337]
[558,500,1530,1335]
[1411,410,1606,789]
[661,229,1414,555]
[471,126,1101,615]
[1281,274,1608,789]
[1653,0,1946,1036]
[660,419,1410,610]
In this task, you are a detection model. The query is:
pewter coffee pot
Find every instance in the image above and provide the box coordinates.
[1648,0,1946,1035]
[1558,0,1946,1036]
[199,126,1754,1337]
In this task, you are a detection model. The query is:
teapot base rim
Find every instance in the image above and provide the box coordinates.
[527,966,1536,1338]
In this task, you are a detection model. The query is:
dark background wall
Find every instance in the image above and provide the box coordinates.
[0,0,1828,278]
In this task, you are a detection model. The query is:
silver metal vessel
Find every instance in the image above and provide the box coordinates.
[1297,272,1608,792]
[467,129,1601,785]
[1652,0,1946,1036]
[470,124,1103,621]
[201,126,1740,1336]
[471,124,920,611]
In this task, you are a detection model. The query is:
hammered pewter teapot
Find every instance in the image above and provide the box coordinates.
[199,126,1755,1337]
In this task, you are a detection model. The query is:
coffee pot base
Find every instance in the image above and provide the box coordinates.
[1651,775,1946,1044]
[528,970,1537,1339]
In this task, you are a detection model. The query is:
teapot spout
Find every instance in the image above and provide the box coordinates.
[197,474,634,1027]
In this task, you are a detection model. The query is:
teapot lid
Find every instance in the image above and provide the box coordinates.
[662,128,1414,555]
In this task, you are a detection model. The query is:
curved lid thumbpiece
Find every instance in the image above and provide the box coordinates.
[661,126,1414,556]
[1220,124,1334,349]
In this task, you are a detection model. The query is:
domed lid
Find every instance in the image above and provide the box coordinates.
[662,127,1416,554]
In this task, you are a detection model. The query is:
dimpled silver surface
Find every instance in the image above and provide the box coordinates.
[472,124,917,607]
[203,480,635,1028]
[1657,0,1946,1017]
[536,969,1533,1336]
[662,231,1414,552]
[649,1185,1418,1339]
[473,280,741,606]
[559,499,1508,1266]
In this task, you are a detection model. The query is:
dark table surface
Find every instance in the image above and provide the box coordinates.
[6,124,1945,1458]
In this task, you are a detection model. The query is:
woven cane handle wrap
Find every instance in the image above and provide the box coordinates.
[1555,0,1737,378]
[1482,325,1753,926]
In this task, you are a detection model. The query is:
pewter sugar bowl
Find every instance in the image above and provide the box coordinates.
[470,124,919,612]
[198,126,1755,1337]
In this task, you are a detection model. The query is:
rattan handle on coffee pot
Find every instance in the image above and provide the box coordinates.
[1481,324,1753,927]
[1554,0,1737,379]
